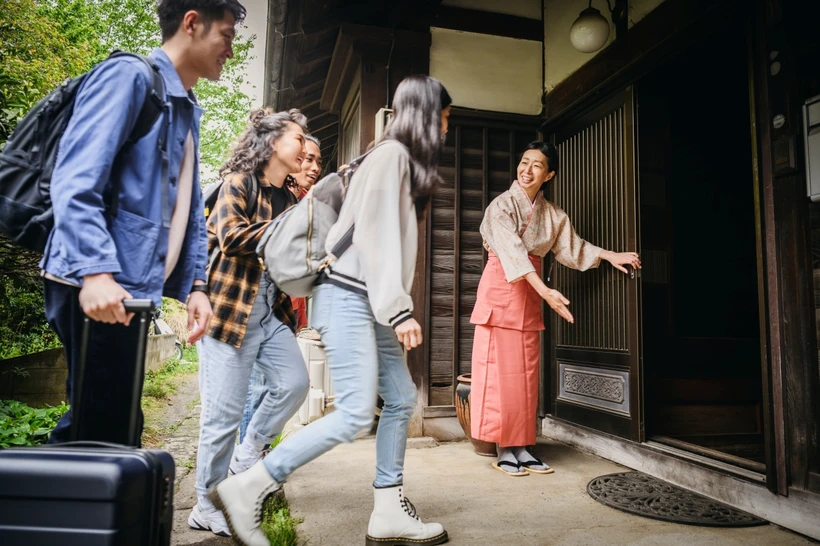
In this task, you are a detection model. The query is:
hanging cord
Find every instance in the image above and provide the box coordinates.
[385,24,396,108]
[588,0,615,12]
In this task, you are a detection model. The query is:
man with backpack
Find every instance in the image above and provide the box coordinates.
[38,0,246,446]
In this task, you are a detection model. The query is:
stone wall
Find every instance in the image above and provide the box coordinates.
[0,348,67,407]
[146,333,177,372]
[1,334,178,406]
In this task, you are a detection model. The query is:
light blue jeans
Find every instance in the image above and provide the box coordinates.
[239,365,267,445]
[195,275,309,497]
[263,282,417,488]
[240,311,304,443]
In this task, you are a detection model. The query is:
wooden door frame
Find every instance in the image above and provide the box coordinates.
[750,0,820,495]
[543,88,642,441]
[538,0,820,496]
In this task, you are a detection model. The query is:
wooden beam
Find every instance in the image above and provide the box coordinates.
[292,87,324,105]
[422,406,457,418]
[321,24,431,112]
[312,124,338,143]
[431,6,543,42]
[306,112,338,134]
[292,59,332,90]
[301,4,371,35]
[296,45,334,66]
[299,102,325,121]
[452,125,461,392]
[750,0,787,497]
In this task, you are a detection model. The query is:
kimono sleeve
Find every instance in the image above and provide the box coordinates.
[480,198,535,283]
[551,206,602,271]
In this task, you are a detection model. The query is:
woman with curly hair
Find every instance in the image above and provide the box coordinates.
[189,108,310,538]
[210,75,452,546]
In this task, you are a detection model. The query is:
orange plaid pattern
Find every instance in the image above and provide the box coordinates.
[205,172,297,348]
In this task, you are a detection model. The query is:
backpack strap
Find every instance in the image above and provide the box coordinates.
[105,51,170,228]
[109,51,166,144]
[327,146,378,259]
[247,172,260,219]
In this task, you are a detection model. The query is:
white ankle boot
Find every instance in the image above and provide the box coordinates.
[208,460,281,546]
[366,485,448,546]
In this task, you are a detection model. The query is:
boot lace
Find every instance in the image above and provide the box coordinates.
[400,494,419,520]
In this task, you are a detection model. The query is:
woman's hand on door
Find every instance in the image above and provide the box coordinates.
[600,250,642,274]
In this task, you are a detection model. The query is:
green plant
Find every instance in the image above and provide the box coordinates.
[2,366,31,379]
[142,379,172,400]
[270,432,284,450]
[1,0,256,359]
[0,400,69,448]
[0,273,62,360]
[182,344,199,363]
[261,493,303,546]
[0,0,93,146]
[142,356,198,400]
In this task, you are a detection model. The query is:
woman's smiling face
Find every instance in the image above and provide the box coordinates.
[517,149,554,194]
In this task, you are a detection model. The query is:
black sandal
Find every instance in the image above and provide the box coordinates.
[519,455,554,474]
[492,460,529,477]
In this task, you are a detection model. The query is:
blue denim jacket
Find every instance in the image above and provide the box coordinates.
[41,49,208,304]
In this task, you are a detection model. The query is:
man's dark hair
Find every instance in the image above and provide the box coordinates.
[158,0,247,42]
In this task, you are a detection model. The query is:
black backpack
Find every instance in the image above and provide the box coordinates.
[0,51,167,253]
[202,172,260,221]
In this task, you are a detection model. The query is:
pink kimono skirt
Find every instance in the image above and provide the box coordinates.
[470,253,544,448]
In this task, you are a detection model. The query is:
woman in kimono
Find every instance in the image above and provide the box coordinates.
[471,141,641,476]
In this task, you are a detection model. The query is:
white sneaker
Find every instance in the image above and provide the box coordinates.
[188,500,231,537]
[366,485,448,546]
[229,440,266,475]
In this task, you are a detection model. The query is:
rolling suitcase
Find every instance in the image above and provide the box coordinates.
[0,299,175,546]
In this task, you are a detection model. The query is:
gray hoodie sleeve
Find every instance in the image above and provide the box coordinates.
[347,143,416,328]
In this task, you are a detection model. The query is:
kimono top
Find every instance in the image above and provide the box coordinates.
[481,181,602,283]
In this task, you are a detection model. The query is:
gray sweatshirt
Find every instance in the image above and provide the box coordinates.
[322,140,416,329]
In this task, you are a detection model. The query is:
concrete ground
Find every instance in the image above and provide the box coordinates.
[161,375,815,546]
[285,437,816,546]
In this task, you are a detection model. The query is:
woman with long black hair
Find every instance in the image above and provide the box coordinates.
[211,75,453,546]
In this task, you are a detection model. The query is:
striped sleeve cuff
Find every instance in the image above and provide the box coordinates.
[390,310,413,330]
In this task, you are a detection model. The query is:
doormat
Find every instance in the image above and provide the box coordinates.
[587,472,766,527]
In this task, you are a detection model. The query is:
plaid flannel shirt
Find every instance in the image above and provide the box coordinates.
[206,172,297,348]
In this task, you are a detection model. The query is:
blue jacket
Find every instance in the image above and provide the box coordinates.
[41,49,208,304]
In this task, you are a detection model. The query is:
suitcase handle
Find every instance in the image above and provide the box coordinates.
[123,299,155,314]
[72,299,156,446]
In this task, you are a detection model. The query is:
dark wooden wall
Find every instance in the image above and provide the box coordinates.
[424,112,538,413]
